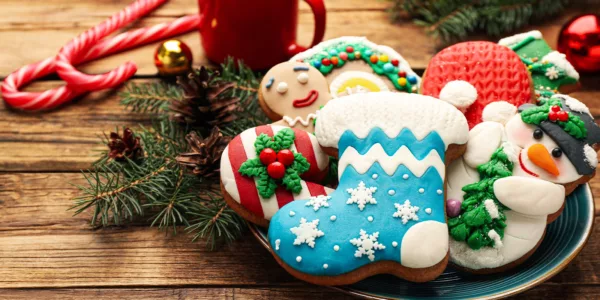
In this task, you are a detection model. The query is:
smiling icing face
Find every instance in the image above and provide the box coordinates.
[505,115,581,183]
[260,62,331,128]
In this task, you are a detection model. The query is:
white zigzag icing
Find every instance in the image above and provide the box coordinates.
[338,144,446,179]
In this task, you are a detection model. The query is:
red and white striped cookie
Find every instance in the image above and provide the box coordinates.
[220,125,332,227]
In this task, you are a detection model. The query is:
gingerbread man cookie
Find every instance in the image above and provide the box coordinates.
[259,62,331,133]
[267,92,470,285]
[445,94,600,273]
[421,41,536,129]
[220,124,332,227]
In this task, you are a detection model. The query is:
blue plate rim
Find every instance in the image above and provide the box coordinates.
[248,184,595,300]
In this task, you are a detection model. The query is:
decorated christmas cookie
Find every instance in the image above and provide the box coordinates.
[445,94,600,273]
[290,36,421,97]
[267,92,469,285]
[499,30,580,96]
[421,41,535,128]
[220,125,332,227]
[259,61,331,133]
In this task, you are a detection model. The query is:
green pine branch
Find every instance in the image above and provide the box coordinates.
[120,82,183,114]
[391,0,569,43]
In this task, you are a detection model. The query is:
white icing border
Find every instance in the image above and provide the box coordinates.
[290,36,421,87]
[498,30,543,47]
[562,94,592,117]
[315,92,469,149]
[584,144,598,168]
[542,51,580,80]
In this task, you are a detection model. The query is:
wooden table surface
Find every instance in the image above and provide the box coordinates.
[1,1,600,299]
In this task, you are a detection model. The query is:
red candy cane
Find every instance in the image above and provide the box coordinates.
[1,0,200,111]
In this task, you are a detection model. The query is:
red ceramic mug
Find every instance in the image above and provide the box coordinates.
[197,0,326,70]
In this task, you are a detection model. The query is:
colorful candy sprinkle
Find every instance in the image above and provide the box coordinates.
[383,63,394,73]
[322,58,331,66]
[407,74,417,84]
[398,71,407,78]
[328,49,338,56]
[354,51,361,59]
[313,61,322,68]
[364,50,373,57]
[331,57,339,65]
[379,55,389,63]
[391,59,399,66]
[339,52,348,61]
[397,77,407,86]
[346,46,354,53]
[370,55,378,63]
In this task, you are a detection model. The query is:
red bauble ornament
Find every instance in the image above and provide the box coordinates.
[277,149,295,166]
[259,148,277,165]
[558,14,600,73]
[557,111,569,122]
[549,111,559,122]
[267,162,286,179]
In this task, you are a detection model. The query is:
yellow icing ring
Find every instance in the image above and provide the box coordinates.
[336,78,382,94]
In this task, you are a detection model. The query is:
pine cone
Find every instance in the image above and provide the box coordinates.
[107,128,142,161]
[176,127,231,177]
[171,67,240,127]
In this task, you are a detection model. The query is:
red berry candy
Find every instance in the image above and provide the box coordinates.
[267,162,286,179]
[277,149,295,166]
[548,111,559,121]
[551,105,561,112]
[391,59,399,66]
[346,46,354,53]
[321,58,331,66]
[398,71,407,78]
[557,111,569,122]
[259,148,277,165]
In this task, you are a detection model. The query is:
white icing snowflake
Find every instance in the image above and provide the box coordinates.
[346,181,377,211]
[305,195,331,211]
[545,66,560,80]
[393,200,419,224]
[350,229,386,262]
[290,218,324,248]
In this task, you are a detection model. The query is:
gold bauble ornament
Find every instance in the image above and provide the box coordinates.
[154,39,193,76]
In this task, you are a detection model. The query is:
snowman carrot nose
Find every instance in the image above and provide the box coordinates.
[527,144,560,176]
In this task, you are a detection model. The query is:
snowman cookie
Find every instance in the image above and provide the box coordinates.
[445,94,600,273]
[499,30,580,96]
[220,125,333,227]
[420,41,536,129]
[267,92,469,285]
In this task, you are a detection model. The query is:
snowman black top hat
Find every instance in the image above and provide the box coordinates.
[519,94,600,175]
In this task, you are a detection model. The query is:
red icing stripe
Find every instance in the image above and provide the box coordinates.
[292,128,322,181]
[306,181,327,197]
[275,186,295,209]
[228,134,264,218]
[255,125,274,137]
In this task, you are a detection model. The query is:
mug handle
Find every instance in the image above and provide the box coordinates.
[287,0,327,56]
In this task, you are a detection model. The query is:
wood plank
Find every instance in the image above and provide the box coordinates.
[1,172,600,288]
[0,286,353,299]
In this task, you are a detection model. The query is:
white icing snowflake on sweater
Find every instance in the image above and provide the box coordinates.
[346,181,377,211]
[290,218,324,248]
[350,229,386,261]
[545,66,560,80]
[393,200,419,224]
[305,195,331,211]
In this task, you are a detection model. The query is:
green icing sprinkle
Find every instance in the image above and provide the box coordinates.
[448,147,512,250]
[238,128,310,198]
[299,41,417,93]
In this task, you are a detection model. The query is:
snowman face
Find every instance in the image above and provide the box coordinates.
[260,61,331,119]
[505,115,581,184]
